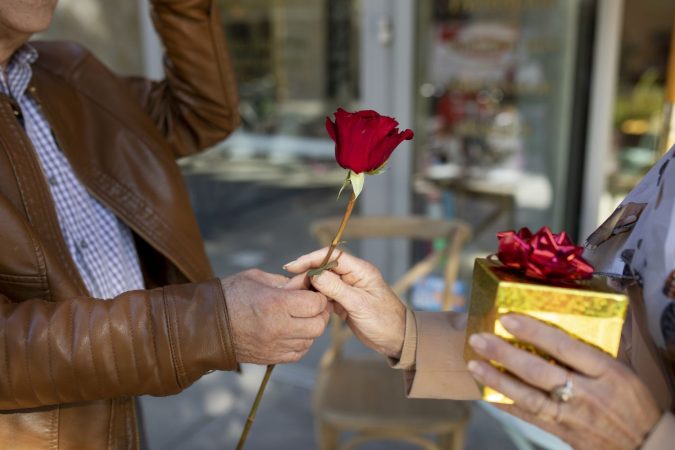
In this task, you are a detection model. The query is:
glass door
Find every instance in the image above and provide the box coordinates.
[414,0,590,255]
[215,0,360,163]
[599,0,675,217]
[180,0,365,277]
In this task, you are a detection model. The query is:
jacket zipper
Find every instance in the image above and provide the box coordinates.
[0,91,90,296]
[30,87,145,450]
[8,98,25,128]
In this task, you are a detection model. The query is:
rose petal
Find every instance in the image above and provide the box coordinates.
[328,108,414,174]
[325,117,337,142]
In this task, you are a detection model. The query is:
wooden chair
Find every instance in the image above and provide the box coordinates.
[310,215,473,450]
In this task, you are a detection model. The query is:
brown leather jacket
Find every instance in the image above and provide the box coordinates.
[0,0,240,448]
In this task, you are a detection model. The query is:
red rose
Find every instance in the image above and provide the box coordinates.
[497,227,594,281]
[325,108,414,174]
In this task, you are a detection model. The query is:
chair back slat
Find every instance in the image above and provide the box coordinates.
[311,216,468,243]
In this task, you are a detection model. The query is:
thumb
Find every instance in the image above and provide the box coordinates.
[311,271,360,312]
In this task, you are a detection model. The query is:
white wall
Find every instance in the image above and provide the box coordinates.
[40,0,143,75]
[579,0,625,240]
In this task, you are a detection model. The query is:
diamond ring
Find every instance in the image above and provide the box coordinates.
[550,377,574,403]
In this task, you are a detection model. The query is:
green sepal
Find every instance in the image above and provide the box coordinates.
[337,170,366,199]
[350,171,366,199]
[307,259,339,278]
[366,162,388,175]
[337,171,351,199]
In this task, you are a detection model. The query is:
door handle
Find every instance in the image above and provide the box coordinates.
[377,16,394,47]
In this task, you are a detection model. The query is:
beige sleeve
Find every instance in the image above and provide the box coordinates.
[390,310,481,400]
[642,412,675,450]
[388,309,417,370]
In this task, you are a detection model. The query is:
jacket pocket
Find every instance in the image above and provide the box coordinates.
[0,197,50,300]
[0,273,49,301]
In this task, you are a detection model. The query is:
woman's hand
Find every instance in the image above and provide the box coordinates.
[284,248,407,359]
[467,314,662,450]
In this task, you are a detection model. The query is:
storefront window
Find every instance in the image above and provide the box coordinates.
[414,0,587,252]
[218,0,360,147]
[604,0,674,206]
[178,0,363,278]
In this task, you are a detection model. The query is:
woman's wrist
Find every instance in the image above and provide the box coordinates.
[383,303,411,360]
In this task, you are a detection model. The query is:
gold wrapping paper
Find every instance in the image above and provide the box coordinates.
[464,258,629,403]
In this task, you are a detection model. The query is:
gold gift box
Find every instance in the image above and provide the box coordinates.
[464,258,628,404]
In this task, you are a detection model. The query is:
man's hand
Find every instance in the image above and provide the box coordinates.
[285,249,407,359]
[221,269,330,365]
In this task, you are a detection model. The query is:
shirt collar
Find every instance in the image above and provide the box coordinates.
[11,44,38,67]
[0,43,38,102]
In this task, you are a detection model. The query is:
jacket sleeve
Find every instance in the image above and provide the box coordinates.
[125,0,240,158]
[392,311,482,400]
[0,279,237,410]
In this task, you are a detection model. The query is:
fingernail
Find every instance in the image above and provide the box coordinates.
[467,360,484,376]
[311,272,323,282]
[469,334,488,351]
[500,315,521,331]
[282,260,296,270]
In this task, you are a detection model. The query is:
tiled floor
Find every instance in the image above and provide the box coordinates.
[141,367,518,450]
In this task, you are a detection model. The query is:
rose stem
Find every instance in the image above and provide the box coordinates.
[236,364,273,450]
[236,191,358,450]
[318,191,357,267]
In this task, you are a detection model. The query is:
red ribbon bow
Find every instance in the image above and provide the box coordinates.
[496,227,594,282]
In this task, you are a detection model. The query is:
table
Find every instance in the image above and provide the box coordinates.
[419,163,552,237]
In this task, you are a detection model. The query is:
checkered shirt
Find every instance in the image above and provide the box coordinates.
[0,45,145,298]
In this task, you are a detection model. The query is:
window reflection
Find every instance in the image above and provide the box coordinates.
[608,0,675,203]
[219,0,360,140]
[415,0,583,245]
